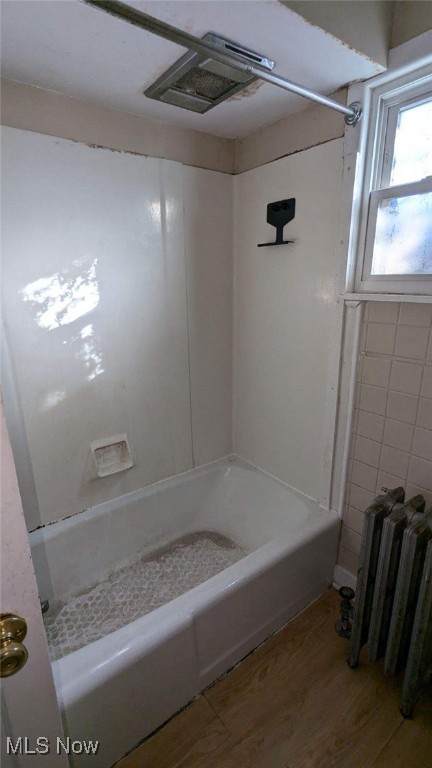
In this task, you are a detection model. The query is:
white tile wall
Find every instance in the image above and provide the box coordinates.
[383,419,414,452]
[338,301,432,576]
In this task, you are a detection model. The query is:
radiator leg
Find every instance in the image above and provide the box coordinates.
[400,538,432,719]
[335,586,355,639]
[400,703,414,719]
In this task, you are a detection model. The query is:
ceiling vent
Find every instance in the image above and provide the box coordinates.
[145,33,275,113]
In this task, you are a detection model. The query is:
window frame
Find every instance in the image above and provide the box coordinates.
[352,61,432,296]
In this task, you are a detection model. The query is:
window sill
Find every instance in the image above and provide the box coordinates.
[342,292,432,304]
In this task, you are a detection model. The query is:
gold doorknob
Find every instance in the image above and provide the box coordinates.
[0,614,28,677]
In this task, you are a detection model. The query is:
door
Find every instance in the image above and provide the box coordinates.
[1,393,69,766]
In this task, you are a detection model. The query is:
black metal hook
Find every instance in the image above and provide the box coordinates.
[257,198,295,247]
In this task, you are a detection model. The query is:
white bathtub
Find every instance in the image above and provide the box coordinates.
[30,457,339,768]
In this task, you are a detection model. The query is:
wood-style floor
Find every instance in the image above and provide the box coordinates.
[116,589,432,768]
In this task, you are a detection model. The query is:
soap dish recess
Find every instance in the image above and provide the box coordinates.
[91,434,133,477]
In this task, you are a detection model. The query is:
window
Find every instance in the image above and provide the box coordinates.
[353,63,432,295]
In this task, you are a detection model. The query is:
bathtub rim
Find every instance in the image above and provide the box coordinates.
[29,453,320,540]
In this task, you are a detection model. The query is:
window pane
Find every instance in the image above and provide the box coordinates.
[390,98,432,186]
[371,192,432,275]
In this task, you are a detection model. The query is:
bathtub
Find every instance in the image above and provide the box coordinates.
[30,457,339,768]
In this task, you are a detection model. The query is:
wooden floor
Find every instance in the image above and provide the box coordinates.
[116,589,432,768]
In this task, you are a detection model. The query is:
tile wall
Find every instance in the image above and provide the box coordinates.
[339,301,432,576]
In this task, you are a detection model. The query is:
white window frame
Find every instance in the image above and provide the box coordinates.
[349,60,432,297]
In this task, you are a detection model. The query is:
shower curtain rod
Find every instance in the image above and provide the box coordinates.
[82,0,363,125]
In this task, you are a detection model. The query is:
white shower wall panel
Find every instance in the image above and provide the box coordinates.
[233,139,344,502]
[183,166,233,466]
[2,128,231,528]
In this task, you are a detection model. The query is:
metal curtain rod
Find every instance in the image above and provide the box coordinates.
[82,0,363,125]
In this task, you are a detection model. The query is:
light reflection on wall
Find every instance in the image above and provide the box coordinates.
[21,257,100,330]
[77,324,104,381]
[41,390,66,412]
[149,197,176,231]
[149,200,161,225]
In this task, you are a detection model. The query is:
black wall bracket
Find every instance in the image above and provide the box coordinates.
[257,198,295,247]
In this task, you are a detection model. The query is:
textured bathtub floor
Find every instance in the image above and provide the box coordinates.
[44,532,247,661]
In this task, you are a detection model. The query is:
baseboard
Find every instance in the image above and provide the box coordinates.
[333,564,357,591]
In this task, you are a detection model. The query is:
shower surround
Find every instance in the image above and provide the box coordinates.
[2,127,233,530]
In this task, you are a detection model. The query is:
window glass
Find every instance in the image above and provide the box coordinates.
[371,191,432,275]
[390,99,432,186]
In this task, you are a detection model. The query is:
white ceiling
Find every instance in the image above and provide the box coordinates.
[1,0,383,139]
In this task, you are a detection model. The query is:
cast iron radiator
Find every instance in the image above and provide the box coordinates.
[346,487,432,717]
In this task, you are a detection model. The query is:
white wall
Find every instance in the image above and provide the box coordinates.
[183,166,233,466]
[284,1,394,68]
[1,80,235,174]
[391,0,432,47]
[236,89,346,174]
[233,139,343,502]
[1,127,232,529]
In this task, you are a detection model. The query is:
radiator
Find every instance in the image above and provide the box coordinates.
[347,487,432,718]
